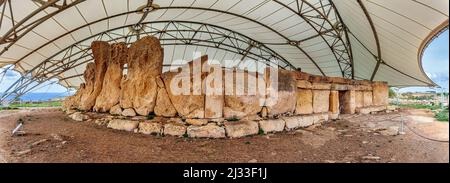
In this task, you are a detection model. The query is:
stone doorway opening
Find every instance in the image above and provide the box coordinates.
[339,90,351,114]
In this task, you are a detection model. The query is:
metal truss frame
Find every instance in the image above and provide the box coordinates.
[0,0,354,103]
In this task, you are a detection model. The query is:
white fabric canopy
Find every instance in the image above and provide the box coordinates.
[0,0,448,89]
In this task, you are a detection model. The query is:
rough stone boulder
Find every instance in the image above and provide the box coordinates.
[138,121,163,135]
[94,43,127,112]
[79,41,110,111]
[78,63,96,111]
[187,123,226,138]
[63,84,85,110]
[161,55,208,118]
[69,112,90,122]
[107,119,139,132]
[224,121,259,138]
[223,70,264,118]
[265,69,297,116]
[122,108,137,117]
[120,36,163,116]
[164,123,187,137]
[110,104,123,115]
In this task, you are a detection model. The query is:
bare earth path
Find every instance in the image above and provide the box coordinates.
[0,108,448,163]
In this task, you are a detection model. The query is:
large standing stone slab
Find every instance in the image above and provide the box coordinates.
[154,87,177,117]
[162,55,208,118]
[296,89,313,115]
[341,90,356,114]
[79,41,110,111]
[329,91,339,114]
[78,63,96,111]
[355,91,364,108]
[204,65,224,119]
[363,91,373,107]
[120,36,163,116]
[313,90,330,113]
[223,70,264,118]
[372,82,388,106]
[265,69,297,116]
[94,43,127,112]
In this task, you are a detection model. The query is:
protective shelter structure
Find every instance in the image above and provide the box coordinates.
[0,0,448,102]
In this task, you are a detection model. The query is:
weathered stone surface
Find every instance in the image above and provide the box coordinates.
[163,123,187,137]
[265,69,297,116]
[224,70,264,118]
[94,118,110,126]
[79,42,110,111]
[311,82,331,90]
[259,119,285,134]
[204,65,224,118]
[313,113,329,124]
[122,108,137,117]
[224,121,259,138]
[295,89,313,115]
[110,104,122,116]
[186,119,208,126]
[107,119,139,132]
[363,91,373,107]
[94,43,127,112]
[138,122,163,135]
[154,87,177,117]
[372,82,388,106]
[380,126,400,136]
[187,123,226,138]
[63,84,84,110]
[341,90,356,114]
[296,80,312,89]
[329,91,339,114]
[355,91,364,108]
[313,90,330,113]
[329,113,339,120]
[260,107,268,118]
[69,112,89,122]
[356,106,387,114]
[331,84,352,91]
[120,36,163,116]
[162,55,208,118]
[78,63,96,111]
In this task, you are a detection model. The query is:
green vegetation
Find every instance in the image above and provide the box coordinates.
[1,101,62,109]
[389,88,397,98]
[225,117,240,122]
[435,107,449,122]
[397,103,448,122]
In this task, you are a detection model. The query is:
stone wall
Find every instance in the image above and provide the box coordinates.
[64,36,390,138]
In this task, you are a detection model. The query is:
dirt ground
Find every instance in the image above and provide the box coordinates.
[0,107,448,163]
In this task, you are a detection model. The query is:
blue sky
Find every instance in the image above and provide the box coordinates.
[1,30,449,94]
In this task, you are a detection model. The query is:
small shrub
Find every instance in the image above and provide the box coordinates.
[225,117,240,122]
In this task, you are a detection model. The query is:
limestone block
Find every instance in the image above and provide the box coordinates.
[295,89,313,115]
[313,90,330,113]
[79,42,110,111]
[69,112,89,122]
[296,80,312,89]
[329,91,339,114]
[186,119,208,126]
[311,82,331,90]
[313,113,329,124]
[154,87,177,117]
[164,123,187,137]
[363,91,373,107]
[372,82,389,106]
[94,43,127,112]
[355,91,364,108]
[162,55,208,118]
[138,122,163,135]
[283,116,314,130]
[224,121,259,138]
[265,69,297,116]
[78,63,96,111]
[224,70,264,118]
[187,123,226,138]
[258,119,285,134]
[122,108,137,117]
[107,119,139,132]
[110,104,123,116]
[204,66,224,118]
[341,90,356,114]
[120,36,163,116]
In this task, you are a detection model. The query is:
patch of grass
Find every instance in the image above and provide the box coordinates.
[8,101,62,108]
[244,141,251,145]
[183,133,189,138]
[258,128,265,135]
[435,108,449,122]
[0,106,19,111]
[397,103,441,110]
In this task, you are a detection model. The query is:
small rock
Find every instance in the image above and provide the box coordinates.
[380,126,399,136]
[324,160,336,163]
[122,108,137,117]
[69,112,89,122]
[362,155,381,161]
[50,133,64,141]
[362,141,369,144]
[15,149,31,156]
[110,104,123,116]
[30,139,48,147]
[248,159,258,163]
[186,119,208,126]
